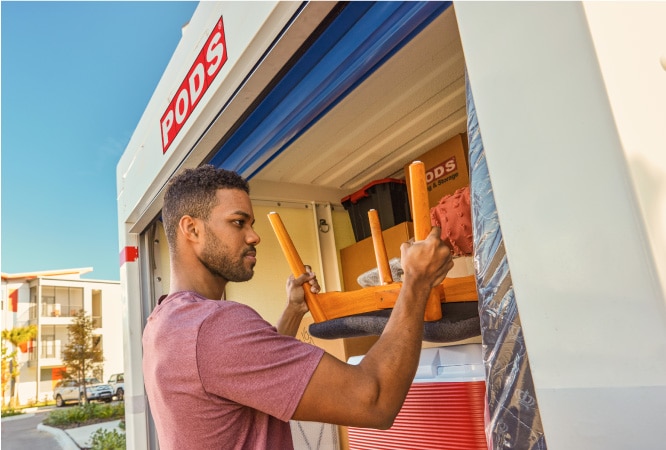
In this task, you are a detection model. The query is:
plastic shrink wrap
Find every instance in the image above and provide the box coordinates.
[466,74,548,450]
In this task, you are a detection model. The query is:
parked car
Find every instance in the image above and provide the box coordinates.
[53,378,114,407]
[107,373,124,401]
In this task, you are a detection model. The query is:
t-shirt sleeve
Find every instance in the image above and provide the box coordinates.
[196,302,324,421]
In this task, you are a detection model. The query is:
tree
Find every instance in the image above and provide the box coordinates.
[1,339,15,408]
[1,325,37,407]
[61,310,104,403]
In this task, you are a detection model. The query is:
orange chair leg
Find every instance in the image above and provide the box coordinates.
[368,209,394,285]
[408,161,443,322]
[267,212,328,322]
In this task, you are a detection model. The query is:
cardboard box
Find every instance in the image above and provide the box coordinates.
[405,133,469,208]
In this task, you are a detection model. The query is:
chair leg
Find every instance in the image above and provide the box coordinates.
[267,212,328,322]
[368,209,394,285]
[408,161,443,321]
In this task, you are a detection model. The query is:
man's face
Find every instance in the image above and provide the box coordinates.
[197,189,260,282]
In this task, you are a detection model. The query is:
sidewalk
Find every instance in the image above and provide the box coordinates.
[38,419,123,449]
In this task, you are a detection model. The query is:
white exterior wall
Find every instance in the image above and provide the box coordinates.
[2,283,31,326]
[582,2,666,296]
[99,282,124,378]
[455,2,666,449]
[2,281,34,404]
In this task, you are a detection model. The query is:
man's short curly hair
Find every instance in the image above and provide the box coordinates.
[162,165,249,249]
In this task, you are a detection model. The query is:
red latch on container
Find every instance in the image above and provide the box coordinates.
[341,178,405,205]
[119,246,139,266]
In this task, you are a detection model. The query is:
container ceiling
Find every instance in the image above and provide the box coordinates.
[251,6,466,202]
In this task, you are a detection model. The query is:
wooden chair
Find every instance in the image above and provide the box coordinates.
[268,161,477,323]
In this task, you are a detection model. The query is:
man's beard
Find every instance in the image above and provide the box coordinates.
[199,227,255,282]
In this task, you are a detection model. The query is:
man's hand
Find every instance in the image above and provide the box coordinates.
[400,227,454,290]
[278,265,320,336]
[285,265,320,315]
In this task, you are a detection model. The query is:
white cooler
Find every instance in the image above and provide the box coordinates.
[347,343,488,450]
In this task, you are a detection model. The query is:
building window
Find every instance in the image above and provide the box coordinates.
[92,289,102,328]
[41,286,58,317]
[30,286,38,319]
[41,326,58,358]
[58,286,83,316]
[41,286,84,317]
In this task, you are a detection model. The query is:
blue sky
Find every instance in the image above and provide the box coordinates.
[1,1,199,281]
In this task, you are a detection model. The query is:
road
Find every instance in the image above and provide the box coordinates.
[1,409,63,450]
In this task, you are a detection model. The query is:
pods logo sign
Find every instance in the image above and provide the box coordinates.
[161,17,227,153]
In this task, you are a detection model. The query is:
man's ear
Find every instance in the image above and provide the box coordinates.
[179,215,202,243]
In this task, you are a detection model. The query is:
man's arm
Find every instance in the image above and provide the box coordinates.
[291,227,453,428]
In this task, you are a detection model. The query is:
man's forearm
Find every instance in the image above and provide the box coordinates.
[276,304,307,337]
[357,279,431,422]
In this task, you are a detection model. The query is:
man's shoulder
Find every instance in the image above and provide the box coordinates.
[158,291,235,311]
[204,299,264,322]
[161,290,208,304]
[147,292,264,331]
[169,293,263,320]
[147,291,224,326]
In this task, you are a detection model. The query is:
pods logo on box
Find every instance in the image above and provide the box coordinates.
[425,156,457,184]
[161,17,227,154]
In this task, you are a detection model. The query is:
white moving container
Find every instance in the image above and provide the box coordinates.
[117,2,666,449]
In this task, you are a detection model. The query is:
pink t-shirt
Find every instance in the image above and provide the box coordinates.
[142,291,324,450]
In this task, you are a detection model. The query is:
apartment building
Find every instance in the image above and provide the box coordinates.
[1,268,123,406]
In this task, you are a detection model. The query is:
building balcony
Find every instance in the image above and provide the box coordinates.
[27,342,63,368]
[41,303,83,318]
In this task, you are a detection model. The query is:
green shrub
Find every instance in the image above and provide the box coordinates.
[1,408,23,417]
[96,402,124,419]
[44,402,125,428]
[44,406,89,427]
[90,428,126,450]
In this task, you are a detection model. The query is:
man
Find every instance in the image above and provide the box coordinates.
[142,165,454,449]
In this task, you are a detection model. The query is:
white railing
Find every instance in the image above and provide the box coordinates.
[40,340,62,359]
[41,303,62,317]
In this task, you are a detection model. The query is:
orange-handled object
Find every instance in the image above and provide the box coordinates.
[267,212,327,322]
[408,161,443,321]
[368,209,393,285]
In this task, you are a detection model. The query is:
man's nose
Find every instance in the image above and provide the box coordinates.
[247,228,260,245]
